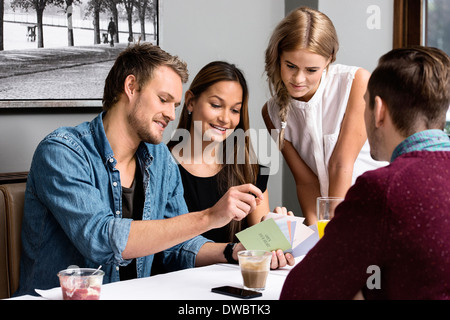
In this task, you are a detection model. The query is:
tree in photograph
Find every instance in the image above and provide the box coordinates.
[10,0,65,48]
[134,0,157,42]
[0,0,4,51]
[84,0,105,44]
[65,0,80,46]
[134,0,148,41]
[147,0,157,41]
[122,0,134,43]
[66,0,73,45]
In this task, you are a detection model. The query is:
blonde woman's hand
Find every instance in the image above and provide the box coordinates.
[273,206,294,216]
[270,249,295,269]
[260,206,294,222]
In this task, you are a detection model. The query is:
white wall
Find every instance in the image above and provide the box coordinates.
[159,0,286,209]
[0,113,97,173]
[319,0,393,72]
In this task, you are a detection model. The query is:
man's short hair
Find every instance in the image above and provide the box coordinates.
[102,43,189,111]
[368,46,450,136]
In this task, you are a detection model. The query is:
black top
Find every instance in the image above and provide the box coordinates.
[178,165,269,243]
[119,165,144,281]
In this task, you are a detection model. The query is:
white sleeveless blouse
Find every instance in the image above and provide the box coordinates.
[267,64,387,196]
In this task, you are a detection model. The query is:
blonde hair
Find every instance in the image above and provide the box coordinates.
[265,7,339,149]
[103,43,188,111]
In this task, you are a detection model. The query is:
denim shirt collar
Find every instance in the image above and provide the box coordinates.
[90,111,154,170]
[90,111,115,166]
[391,129,450,162]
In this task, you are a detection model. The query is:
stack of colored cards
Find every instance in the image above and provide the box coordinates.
[236,213,319,257]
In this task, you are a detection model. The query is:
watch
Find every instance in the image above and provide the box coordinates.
[223,242,238,264]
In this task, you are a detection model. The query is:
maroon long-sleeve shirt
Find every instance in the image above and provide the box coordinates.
[280,151,450,300]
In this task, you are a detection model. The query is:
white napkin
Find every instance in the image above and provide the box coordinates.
[35,287,63,300]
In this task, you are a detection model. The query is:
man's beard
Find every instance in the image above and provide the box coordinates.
[128,100,163,145]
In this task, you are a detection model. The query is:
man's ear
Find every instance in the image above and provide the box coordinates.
[124,75,138,99]
[373,96,387,129]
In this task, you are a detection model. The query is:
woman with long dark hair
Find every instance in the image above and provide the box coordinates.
[168,61,289,243]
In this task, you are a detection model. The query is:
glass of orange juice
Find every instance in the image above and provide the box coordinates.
[317,197,344,239]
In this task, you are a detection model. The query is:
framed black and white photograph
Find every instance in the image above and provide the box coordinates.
[0,0,159,109]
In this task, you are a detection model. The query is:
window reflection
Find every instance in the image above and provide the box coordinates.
[425,0,450,55]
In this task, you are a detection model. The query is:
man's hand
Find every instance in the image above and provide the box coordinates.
[206,184,263,229]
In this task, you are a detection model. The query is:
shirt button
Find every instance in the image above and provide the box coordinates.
[109,158,114,163]
[113,181,118,187]
[115,210,120,215]
[116,266,119,271]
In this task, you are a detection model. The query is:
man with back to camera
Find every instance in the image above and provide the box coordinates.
[15,43,294,296]
[280,46,450,299]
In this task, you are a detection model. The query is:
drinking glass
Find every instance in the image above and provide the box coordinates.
[316,197,344,239]
[237,250,272,291]
[57,267,104,300]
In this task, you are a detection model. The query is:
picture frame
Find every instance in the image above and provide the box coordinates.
[0,0,159,110]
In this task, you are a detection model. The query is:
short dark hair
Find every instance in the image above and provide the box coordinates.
[102,43,188,111]
[368,46,450,136]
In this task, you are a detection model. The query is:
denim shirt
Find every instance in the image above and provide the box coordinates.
[15,112,211,296]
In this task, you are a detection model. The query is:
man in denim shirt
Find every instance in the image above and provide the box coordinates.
[15,44,290,296]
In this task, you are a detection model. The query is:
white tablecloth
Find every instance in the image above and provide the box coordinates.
[12,257,303,300]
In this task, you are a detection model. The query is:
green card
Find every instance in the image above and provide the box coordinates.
[236,218,292,252]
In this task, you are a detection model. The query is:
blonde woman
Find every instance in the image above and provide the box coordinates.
[262,7,387,225]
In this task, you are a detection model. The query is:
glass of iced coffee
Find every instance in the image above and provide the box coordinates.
[237,250,272,291]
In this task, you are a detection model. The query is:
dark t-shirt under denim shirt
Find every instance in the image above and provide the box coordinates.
[119,164,144,281]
